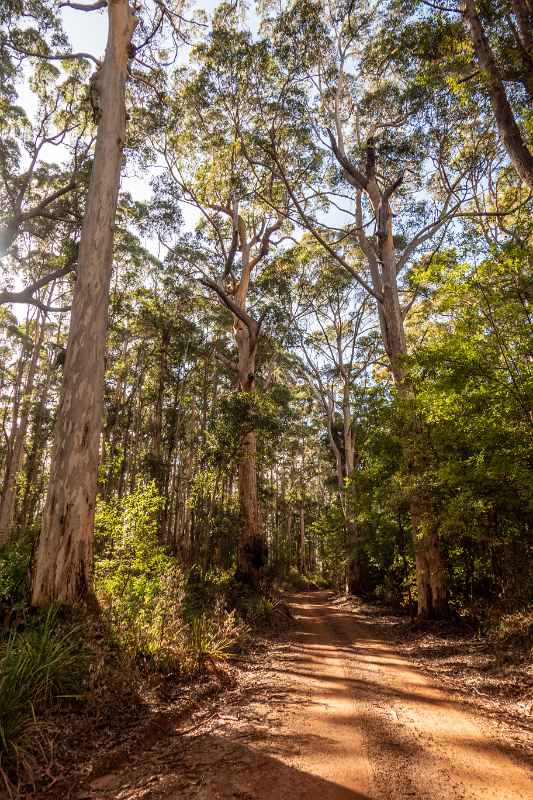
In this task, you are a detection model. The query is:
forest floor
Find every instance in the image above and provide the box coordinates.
[32,591,532,800]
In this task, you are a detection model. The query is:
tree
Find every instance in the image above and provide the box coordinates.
[261,0,491,615]
[461,0,533,189]
[155,10,292,584]
[32,0,138,605]
[0,308,48,545]
[374,0,533,188]
[280,241,380,591]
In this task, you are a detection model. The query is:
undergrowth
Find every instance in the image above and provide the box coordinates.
[0,607,88,794]
[277,566,330,592]
[0,485,287,794]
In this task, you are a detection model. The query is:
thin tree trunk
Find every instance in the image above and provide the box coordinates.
[17,367,52,532]
[341,382,363,594]
[150,327,169,490]
[0,345,28,545]
[32,0,137,606]
[299,502,306,573]
[0,313,45,544]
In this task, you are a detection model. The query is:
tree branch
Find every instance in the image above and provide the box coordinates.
[269,147,383,303]
[326,128,368,190]
[10,44,99,66]
[0,263,76,310]
[59,0,107,10]
[199,277,259,342]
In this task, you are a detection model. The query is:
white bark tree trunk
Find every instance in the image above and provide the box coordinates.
[32,0,137,606]
[327,132,449,617]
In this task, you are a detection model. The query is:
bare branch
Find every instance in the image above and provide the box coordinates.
[383,171,405,203]
[326,128,368,191]
[269,147,383,303]
[9,44,100,65]
[212,349,239,374]
[59,0,107,10]
[0,263,76,310]
[199,277,259,341]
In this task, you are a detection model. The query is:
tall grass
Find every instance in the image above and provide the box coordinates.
[0,607,88,792]
[186,607,248,670]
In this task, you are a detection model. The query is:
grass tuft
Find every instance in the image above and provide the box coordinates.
[0,607,88,793]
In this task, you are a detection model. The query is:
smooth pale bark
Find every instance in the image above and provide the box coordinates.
[341,382,362,594]
[463,0,533,189]
[202,218,277,584]
[32,0,137,606]
[234,314,265,584]
[311,376,362,593]
[0,315,45,544]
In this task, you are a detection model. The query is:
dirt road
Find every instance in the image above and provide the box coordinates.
[80,591,532,800]
[267,592,532,800]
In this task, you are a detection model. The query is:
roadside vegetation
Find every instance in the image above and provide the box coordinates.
[0,0,531,794]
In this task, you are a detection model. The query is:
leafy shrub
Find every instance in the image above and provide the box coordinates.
[282,567,314,591]
[182,566,236,620]
[94,488,247,673]
[305,573,331,590]
[487,609,533,655]
[94,482,176,655]
[0,529,35,607]
[237,593,275,625]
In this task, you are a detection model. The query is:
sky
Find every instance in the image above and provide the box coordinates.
[8,1,223,309]
[7,1,349,319]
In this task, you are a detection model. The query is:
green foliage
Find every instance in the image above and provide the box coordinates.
[182,566,236,620]
[207,390,291,468]
[0,530,35,606]
[94,495,249,672]
[0,608,88,787]
[186,606,248,670]
[487,610,533,655]
[405,250,533,605]
[237,593,275,625]
[94,482,171,639]
[309,505,347,591]
[93,483,195,667]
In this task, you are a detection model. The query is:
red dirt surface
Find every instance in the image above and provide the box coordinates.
[36,591,532,800]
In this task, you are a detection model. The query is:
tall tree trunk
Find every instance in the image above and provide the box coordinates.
[234,317,266,585]
[463,0,533,189]
[327,134,449,615]
[342,383,362,594]
[17,318,63,533]
[299,502,306,573]
[32,0,137,606]
[409,495,448,618]
[373,194,448,618]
